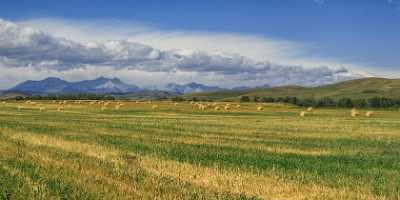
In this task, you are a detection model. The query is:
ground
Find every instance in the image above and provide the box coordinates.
[0,101,399,200]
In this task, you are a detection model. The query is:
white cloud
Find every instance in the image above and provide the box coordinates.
[18,18,308,64]
[0,18,359,90]
[19,18,372,71]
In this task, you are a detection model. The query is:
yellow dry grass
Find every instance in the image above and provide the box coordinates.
[2,130,384,200]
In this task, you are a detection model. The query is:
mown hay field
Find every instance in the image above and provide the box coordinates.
[0,101,399,200]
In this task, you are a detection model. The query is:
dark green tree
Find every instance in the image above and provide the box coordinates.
[240,96,250,102]
[337,98,354,108]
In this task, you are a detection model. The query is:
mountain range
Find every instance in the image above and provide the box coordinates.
[6,77,397,101]
[8,77,141,95]
[3,77,237,95]
[164,82,221,94]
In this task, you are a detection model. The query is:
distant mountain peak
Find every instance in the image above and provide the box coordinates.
[9,77,141,94]
[187,82,203,87]
[231,83,271,91]
[8,77,225,95]
[42,77,64,81]
[165,82,221,94]
[94,76,107,81]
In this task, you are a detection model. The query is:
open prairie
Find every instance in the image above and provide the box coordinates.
[0,101,399,200]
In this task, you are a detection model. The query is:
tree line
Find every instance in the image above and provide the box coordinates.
[240,96,400,108]
[12,94,400,108]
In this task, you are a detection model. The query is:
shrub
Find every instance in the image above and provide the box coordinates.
[317,97,336,107]
[171,96,185,102]
[240,96,250,102]
[337,98,354,108]
[253,96,260,102]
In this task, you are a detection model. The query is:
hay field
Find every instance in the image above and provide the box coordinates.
[0,101,399,199]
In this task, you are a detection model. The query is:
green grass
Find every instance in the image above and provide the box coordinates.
[185,77,400,101]
[0,101,399,199]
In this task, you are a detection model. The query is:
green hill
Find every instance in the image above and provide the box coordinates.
[185,78,400,101]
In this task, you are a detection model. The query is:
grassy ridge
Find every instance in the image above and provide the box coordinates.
[0,101,399,199]
[185,78,400,101]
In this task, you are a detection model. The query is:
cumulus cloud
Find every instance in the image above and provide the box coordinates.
[0,19,163,70]
[18,18,310,65]
[0,18,357,89]
[19,18,370,71]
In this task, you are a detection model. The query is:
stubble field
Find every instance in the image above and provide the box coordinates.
[0,101,399,200]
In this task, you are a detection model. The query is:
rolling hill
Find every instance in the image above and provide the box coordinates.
[185,78,400,101]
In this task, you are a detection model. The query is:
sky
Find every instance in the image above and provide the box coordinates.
[0,0,399,89]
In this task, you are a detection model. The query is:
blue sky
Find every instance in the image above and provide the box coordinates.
[0,0,399,88]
